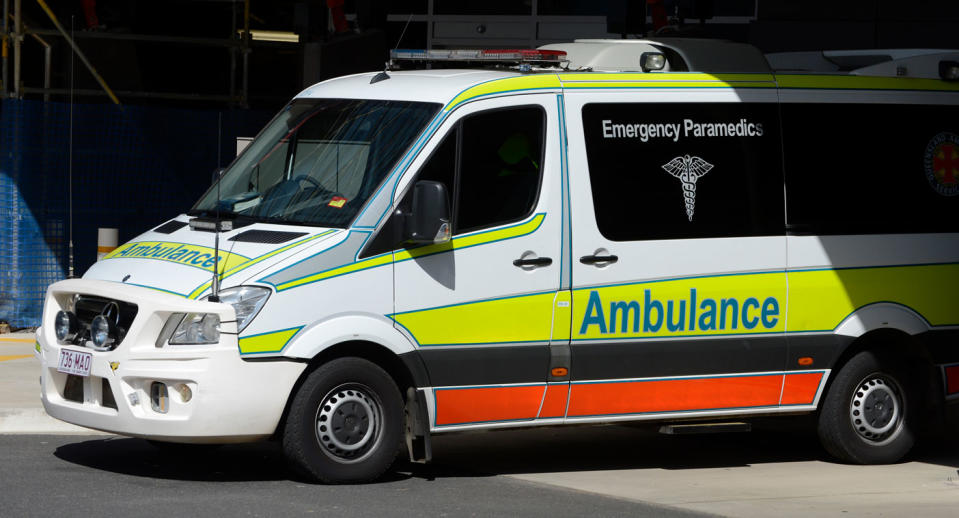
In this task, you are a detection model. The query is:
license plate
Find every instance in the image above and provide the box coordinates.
[57,349,92,377]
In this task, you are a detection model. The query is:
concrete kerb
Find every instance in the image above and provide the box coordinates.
[0,332,110,435]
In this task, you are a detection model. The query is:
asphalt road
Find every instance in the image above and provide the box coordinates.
[0,434,706,518]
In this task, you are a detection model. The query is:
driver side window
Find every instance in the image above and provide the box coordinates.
[363,105,545,256]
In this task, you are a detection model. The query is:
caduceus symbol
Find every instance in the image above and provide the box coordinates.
[661,154,714,221]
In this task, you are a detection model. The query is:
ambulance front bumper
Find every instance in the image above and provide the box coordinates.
[37,278,305,443]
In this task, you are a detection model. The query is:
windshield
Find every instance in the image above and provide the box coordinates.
[193,98,440,228]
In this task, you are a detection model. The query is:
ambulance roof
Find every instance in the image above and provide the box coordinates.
[295,69,523,106]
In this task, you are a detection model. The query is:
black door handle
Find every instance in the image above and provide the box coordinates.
[580,254,618,265]
[513,257,553,267]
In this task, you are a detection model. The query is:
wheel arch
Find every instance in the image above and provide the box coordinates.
[274,337,430,440]
[820,327,942,426]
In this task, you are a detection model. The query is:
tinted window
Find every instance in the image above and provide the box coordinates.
[366,105,544,256]
[782,103,959,234]
[456,107,544,233]
[193,99,440,228]
[582,102,784,241]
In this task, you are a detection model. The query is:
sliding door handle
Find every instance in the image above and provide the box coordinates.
[579,254,618,265]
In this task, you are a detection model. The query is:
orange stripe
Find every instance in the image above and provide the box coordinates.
[97,246,117,253]
[946,366,959,395]
[538,384,569,418]
[567,375,784,417]
[435,385,544,426]
[780,372,824,405]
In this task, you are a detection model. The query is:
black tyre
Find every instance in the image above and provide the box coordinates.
[282,357,403,483]
[817,349,917,464]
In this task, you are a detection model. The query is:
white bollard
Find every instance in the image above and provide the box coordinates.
[97,228,119,261]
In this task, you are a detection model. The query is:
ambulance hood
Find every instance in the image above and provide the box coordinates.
[83,216,342,300]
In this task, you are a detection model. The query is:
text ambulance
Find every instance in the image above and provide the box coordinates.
[37,39,959,483]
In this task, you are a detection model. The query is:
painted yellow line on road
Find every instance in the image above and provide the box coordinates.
[0,337,36,343]
[0,355,33,362]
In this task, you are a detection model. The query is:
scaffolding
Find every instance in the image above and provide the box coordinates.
[0,0,255,106]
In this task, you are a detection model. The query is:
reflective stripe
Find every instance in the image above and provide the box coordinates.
[237,326,302,355]
[434,384,545,426]
[573,271,787,341]
[445,74,562,112]
[538,384,569,419]
[103,241,249,273]
[187,231,335,300]
[781,371,825,405]
[560,72,776,89]
[274,213,546,292]
[776,74,959,92]
[787,263,959,332]
[567,372,795,417]
[392,291,556,347]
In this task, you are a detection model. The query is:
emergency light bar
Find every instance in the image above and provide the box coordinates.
[390,48,567,64]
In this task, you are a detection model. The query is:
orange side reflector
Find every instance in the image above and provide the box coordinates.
[551,367,568,377]
[798,357,814,366]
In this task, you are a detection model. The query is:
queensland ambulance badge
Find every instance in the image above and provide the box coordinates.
[661,155,714,221]
[924,132,959,197]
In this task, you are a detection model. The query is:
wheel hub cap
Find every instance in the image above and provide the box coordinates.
[315,385,380,460]
[849,375,902,442]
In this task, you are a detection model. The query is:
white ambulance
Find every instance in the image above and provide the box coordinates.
[37,39,959,483]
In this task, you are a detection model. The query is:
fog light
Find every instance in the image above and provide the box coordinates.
[90,315,115,349]
[55,311,78,341]
[150,382,169,414]
[174,383,193,403]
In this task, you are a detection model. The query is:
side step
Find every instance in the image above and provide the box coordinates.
[658,422,752,435]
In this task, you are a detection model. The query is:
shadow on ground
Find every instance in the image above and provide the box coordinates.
[52,419,959,484]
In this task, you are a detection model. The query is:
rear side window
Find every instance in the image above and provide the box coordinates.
[782,103,959,234]
[581,102,785,241]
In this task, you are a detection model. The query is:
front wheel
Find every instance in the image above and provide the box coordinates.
[282,357,404,483]
[817,350,918,464]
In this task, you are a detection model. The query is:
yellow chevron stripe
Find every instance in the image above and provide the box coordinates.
[187,231,336,299]
[445,75,562,111]
[274,214,546,292]
[393,292,557,346]
[237,327,302,355]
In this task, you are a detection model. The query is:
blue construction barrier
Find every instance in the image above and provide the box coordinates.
[0,99,272,328]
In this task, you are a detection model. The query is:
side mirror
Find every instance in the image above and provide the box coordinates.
[940,60,959,81]
[406,180,451,244]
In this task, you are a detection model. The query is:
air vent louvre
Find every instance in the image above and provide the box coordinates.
[153,220,188,234]
[228,230,308,244]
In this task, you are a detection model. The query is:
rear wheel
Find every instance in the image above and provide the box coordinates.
[283,357,403,483]
[817,349,917,464]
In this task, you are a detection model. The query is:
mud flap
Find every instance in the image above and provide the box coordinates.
[405,387,432,463]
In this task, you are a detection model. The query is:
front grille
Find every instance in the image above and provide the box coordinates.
[62,295,138,350]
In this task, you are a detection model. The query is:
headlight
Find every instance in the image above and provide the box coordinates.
[209,286,271,332]
[55,311,78,341]
[169,313,221,345]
